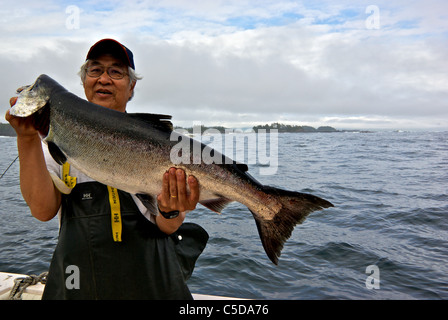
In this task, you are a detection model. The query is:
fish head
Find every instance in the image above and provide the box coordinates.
[10,75,52,137]
[10,76,50,117]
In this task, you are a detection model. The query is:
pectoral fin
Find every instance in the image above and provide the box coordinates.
[47,141,67,165]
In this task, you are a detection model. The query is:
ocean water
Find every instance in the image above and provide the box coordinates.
[0,131,447,300]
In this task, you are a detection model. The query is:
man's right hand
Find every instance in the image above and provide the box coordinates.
[5,96,61,222]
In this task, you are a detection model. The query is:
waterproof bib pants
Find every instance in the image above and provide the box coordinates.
[42,181,208,300]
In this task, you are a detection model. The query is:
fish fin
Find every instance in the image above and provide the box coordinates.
[47,141,67,165]
[128,113,174,132]
[136,193,157,213]
[199,197,233,214]
[251,187,333,265]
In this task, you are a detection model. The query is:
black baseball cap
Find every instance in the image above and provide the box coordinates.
[86,38,135,70]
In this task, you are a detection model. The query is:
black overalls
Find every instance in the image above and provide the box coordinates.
[42,181,208,300]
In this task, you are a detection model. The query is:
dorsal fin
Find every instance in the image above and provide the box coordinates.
[128,113,174,132]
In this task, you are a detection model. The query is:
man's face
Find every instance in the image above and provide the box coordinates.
[83,55,135,112]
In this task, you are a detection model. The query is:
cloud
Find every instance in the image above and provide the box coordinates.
[1,0,447,130]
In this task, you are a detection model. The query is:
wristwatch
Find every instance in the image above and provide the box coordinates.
[158,206,180,219]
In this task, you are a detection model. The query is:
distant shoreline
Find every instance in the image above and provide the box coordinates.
[0,123,16,137]
[176,123,373,134]
[1,122,373,137]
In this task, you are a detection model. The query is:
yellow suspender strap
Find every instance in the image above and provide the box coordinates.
[107,186,122,242]
[62,163,77,189]
[62,163,122,242]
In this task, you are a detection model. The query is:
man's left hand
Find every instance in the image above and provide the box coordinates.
[157,167,199,214]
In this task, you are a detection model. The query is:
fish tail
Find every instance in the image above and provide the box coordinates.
[251,186,333,265]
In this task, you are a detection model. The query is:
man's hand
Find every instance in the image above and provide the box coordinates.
[156,167,200,234]
[157,167,199,213]
[5,96,61,221]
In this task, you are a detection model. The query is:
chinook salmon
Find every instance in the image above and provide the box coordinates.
[10,74,333,265]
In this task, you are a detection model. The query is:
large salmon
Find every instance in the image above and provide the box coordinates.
[10,74,333,264]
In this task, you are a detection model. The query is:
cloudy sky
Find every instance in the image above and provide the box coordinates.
[1,0,447,130]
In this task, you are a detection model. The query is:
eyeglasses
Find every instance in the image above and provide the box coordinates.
[86,65,128,80]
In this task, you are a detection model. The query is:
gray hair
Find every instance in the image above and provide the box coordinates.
[78,60,143,101]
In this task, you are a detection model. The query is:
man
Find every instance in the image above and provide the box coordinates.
[5,39,208,299]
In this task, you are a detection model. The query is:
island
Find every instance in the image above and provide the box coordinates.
[0,123,16,137]
[174,123,340,134]
[252,123,338,133]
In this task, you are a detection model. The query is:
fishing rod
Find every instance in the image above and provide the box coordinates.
[0,155,19,179]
